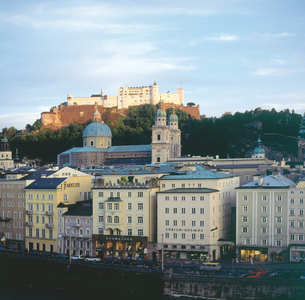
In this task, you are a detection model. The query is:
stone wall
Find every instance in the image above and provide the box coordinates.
[163,273,305,299]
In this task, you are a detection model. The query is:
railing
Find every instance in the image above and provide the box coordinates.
[45,211,54,216]
[25,222,33,227]
[26,210,33,215]
[0,217,12,222]
[45,223,54,228]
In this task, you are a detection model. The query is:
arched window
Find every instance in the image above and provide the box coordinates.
[107,216,112,223]
[157,134,161,140]
[114,216,119,224]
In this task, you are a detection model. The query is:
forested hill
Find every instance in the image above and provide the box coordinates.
[5,105,304,165]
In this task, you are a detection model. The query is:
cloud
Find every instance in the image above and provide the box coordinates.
[258,33,295,38]
[251,68,299,76]
[205,34,239,41]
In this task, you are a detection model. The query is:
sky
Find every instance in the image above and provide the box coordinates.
[0,0,305,130]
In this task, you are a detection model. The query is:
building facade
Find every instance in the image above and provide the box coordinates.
[236,174,294,262]
[157,165,239,262]
[91,182,158,261]
[24,175,92,253]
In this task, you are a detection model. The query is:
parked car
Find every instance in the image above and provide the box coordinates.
[71,255,84,261]
[56,253,69,260]
[41,251,53,258]
[29,250,42,256]
[120,259,137,265]
[84,257,101,262]
[103,257,118,264]
[143,260,159,267]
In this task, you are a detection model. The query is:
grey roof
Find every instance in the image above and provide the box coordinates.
[25,177,67,189]
[107,145,151,153]
[105,197,123,202]
[22,168,57,180]
[239,174,295,189]
[214,164,266,169]
[160,165,237,180]
[83,122,112,137]
[91,163,176,176]
[63,204,92,217]
[158,188,219,194]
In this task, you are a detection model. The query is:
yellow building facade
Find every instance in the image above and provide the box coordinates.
[25,175,92,253]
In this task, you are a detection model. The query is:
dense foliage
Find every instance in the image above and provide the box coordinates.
[2,105,303,165]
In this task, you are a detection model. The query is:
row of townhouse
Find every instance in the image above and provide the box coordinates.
[0,163,240,262]
[236,173,305,262]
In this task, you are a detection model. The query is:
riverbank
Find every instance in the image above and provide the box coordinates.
[0,256,164,300]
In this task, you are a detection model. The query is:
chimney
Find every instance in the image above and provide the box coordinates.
[129,170,134,175]
[152,168,156,174]
[112,170,117,175]
[258,177,263,186]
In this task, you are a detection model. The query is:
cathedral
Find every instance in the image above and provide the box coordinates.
[57,101,181,167]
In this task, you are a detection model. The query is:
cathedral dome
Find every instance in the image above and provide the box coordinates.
[253,137,265,155]
[83,122,112,138]
[155,100,166,117]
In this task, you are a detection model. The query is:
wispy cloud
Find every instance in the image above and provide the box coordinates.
[251,68,302,76]
[205,34,239,41]
[258,32,295,38]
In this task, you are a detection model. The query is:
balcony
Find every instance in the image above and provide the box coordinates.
[25,222,33,227]
[26,210,33,215]
[0,217,12,222]
[45,223,54,229]
[45,211,54,216]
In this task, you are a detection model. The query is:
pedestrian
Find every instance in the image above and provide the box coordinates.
[250,257,253,265]
[235,258,238,265]
[232,258,234,266]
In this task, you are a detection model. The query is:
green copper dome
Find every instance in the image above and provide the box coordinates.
[253,137,265,155]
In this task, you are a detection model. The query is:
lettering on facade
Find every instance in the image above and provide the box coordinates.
[105,237,133,241]
[165,228,204,232]
[62,182,80,190]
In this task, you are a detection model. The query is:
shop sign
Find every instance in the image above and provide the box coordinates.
[165,228,204,232]
[61,182,80,190]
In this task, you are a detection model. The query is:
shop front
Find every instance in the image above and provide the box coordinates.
[93,234,148,260]
[239,247,268,262]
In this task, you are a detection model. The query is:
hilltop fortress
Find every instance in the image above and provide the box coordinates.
[41,82,200,130]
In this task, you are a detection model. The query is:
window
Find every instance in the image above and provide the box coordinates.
[127,203,132,210]
[192,234,196,240]
[173,196,177,201]
[243,206,248,212]
[181,233,186,239]
[262,206,267,212]
[137,203,143,210]
[98,215,104,223]
[165,233,169,239]
[173,220,177,226]
[192,196,196,201]
[299,235,304,241]
[290,221,295,228]
[242,216,248,222]
[276,217,282,223]
[276,196,282,201]
[198,183,201,187]
[161,184,165,188]
[261,217,267,223]
[137,216,143,224]
[277,206,282,213]
[36,228,39,238]
[276,240,282,246]
[99,203,104,210]
[290,198,295,204]
[200,208,204,214]
[98,192,103,197]
[290,234,295,241]
[299,221,304,228]
[299,209,304,216]
[173,208,177,214]
[172,184,175,188]
[243,195,248,201]
[200,221,204,227]
[291,190,295,194]
[200,196,204,201]
[262,195,267,201]
[181,208,186,214]
[107,216,112,223]
[127,229,132,236]
[290,209,295,216]
[261,227,267,234]
[28,194,33,200]
[165,196,169,201]
[276,228,282,234]
[181,220,186,226]
[245,239,250,245]
[191,220,196,227]
[200,234,204,240]
[165,208,169,214]
[107,203,112,210]
[128,192,132,197]
[63,194,68,202]
[300,199,304,204]
[261,239,267,246]
[242,227,248,233]
[245,175,249,181]
[138,192,143,197]
[41,194,45,200]
[165,220,169,226]
[114,203,119,210]
[48,194,53,200]
[35,215,39,223]
[181,196,185,201]
[173,233,177,239]
[28,228,32,237]
[191,208,196,214]
[86,229,90,235]
[114,216,119,224]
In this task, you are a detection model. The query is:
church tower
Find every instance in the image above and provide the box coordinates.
[298,113,305,161]
[151,100,170,164]
[168,106,181,159]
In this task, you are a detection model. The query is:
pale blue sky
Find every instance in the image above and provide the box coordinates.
[1,0,305,130]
